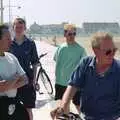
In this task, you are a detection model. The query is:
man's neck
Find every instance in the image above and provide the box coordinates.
[15,35,25,45]
[66,40,76,45]
[15,35,24,41]
[96,60,111,73]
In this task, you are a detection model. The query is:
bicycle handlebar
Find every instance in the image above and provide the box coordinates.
[57,112,82,120]
[38,53,48,60]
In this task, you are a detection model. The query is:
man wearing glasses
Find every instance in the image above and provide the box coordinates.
[54,23,87,112]
[51,32,120,120]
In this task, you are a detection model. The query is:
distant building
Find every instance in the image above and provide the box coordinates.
[82,22,120,35]
[28,22,120,37]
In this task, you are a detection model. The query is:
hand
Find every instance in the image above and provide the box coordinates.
[5,74,20,90]
[50,107,64,120]
[0,80,8,91]
[13,74,20,81]
[0,80,7,87]
[0,80,7,85]
[0,80,16,91]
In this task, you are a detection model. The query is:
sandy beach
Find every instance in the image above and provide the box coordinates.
[44,36,120,58]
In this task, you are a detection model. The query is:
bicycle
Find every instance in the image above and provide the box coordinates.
[35,53,53,95]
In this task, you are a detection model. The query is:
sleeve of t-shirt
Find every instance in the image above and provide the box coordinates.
[68,57,88,88]
[30,41,39,65]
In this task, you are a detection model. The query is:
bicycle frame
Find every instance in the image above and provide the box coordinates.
[36,53,48,82]
[35,53,53,95]
[37,63,44,77]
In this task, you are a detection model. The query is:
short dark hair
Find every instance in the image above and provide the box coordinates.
[0,24,9,40]
[13,17,26,27]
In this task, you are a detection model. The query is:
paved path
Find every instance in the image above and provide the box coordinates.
[33,40,57,120]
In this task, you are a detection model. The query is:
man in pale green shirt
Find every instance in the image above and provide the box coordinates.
[54,23,87,111]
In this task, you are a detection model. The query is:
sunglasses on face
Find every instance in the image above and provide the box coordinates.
[67,32,76,36]
[100,48,117,56]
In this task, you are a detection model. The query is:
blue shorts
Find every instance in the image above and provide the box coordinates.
[17,84,36,108]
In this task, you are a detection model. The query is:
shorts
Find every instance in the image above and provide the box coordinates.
[0,96,29,120]
[17,84,36,108]
[55,84,80,106]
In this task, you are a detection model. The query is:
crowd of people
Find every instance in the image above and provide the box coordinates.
[0,17,120,120]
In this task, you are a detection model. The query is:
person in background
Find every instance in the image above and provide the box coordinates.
[50,32,120,120]
[9,17,39,120]
[0,24,29,120]
[54,23,87,112]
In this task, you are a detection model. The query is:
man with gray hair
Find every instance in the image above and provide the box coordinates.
[51,32,120,120]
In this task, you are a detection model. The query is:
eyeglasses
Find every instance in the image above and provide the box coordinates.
[100,48,117,56]
[67,32,76,36]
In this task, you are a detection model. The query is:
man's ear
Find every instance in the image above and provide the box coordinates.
[93,47,99,56]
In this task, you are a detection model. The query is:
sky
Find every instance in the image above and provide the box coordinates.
[3,0,120,28]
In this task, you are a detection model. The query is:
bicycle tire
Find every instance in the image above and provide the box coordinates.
[37,70,53,94]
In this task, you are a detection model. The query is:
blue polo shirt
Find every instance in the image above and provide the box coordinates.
[9,36,39,82]
[68,56,120,119]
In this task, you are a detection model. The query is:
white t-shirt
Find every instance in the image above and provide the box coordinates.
[0,52,25,97]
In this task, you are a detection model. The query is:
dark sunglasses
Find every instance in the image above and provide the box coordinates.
[100,48,117,56]
[67,32,76,36]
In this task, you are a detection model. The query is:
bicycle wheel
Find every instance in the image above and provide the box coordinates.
[38,70,53,94]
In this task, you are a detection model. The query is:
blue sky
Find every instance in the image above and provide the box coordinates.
[3,0,120,27]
